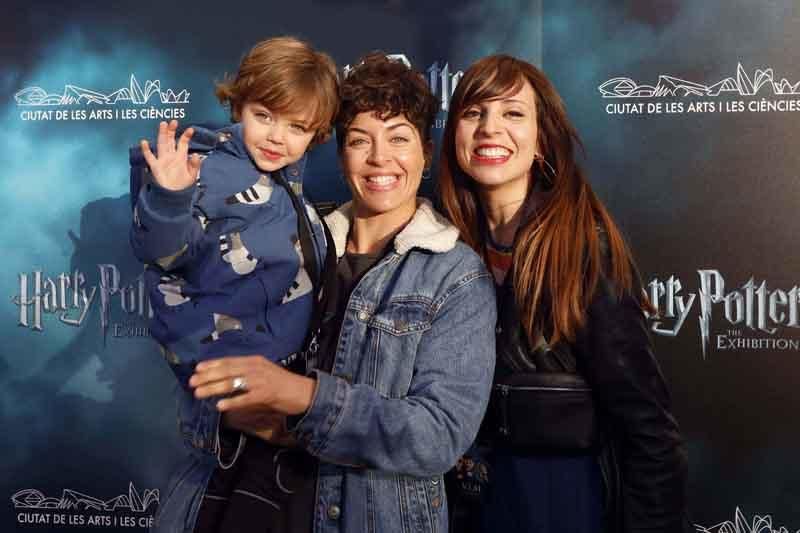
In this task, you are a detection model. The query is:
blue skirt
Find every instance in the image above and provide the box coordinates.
[479,451,604,533]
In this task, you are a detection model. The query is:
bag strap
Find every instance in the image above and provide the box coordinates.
[271,171,320,287]
[270,171,337,370]
[307,217,337,360]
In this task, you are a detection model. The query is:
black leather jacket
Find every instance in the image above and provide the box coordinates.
[492,272,692,532]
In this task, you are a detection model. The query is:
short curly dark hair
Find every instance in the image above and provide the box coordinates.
[335,53,437,152]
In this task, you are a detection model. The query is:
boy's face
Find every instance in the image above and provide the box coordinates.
[239,101,316,172]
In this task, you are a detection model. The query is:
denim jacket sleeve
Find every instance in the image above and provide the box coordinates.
[291,269,497,477]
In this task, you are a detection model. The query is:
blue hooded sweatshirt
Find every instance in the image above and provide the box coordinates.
[130,123,325,386]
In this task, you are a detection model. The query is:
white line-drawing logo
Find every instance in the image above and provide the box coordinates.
[15,74,190,106]
[599,63,800,98]
[11,483,159,512]
[695,507,797,533]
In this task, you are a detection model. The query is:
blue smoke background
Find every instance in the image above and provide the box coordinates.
[2,0,800,529]
[1,28,217,529]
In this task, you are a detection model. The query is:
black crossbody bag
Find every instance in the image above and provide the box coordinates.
[488,356,600,451]
[484,282,601,452]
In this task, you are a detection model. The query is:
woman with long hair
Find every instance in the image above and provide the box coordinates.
[439,54,691,532]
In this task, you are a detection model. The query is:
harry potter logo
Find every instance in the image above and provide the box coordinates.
[648,270,800,358]
[12,264,151,338]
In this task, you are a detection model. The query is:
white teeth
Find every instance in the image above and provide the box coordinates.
[366,175,398,185]
[476,147,511,157]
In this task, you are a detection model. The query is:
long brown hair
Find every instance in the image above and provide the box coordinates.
[439,55,649,345]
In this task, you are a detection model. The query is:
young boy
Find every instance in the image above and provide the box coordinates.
[129,37,338,533]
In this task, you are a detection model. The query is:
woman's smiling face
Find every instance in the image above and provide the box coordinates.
[341,111,427,219]
[454,80,539,193]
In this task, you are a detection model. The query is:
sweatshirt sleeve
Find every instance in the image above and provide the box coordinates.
[129,163,204,271]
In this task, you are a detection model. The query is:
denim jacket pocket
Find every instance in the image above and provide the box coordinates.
[355,298,433,398]
[367,297,433,336]
[396,475,441,533]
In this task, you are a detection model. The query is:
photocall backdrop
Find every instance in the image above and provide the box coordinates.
[2,1,797,531]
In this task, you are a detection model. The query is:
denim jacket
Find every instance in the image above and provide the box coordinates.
[292,199,496,533]
[152,199,496,533]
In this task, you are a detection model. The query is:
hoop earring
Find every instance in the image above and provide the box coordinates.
[534,154,556,190]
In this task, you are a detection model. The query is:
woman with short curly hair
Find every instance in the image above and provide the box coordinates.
[189,53,497,533]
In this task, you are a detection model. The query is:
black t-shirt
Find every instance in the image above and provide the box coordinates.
[315,245,391,374]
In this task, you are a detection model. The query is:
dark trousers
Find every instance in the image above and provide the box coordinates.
[194,437,317,533]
